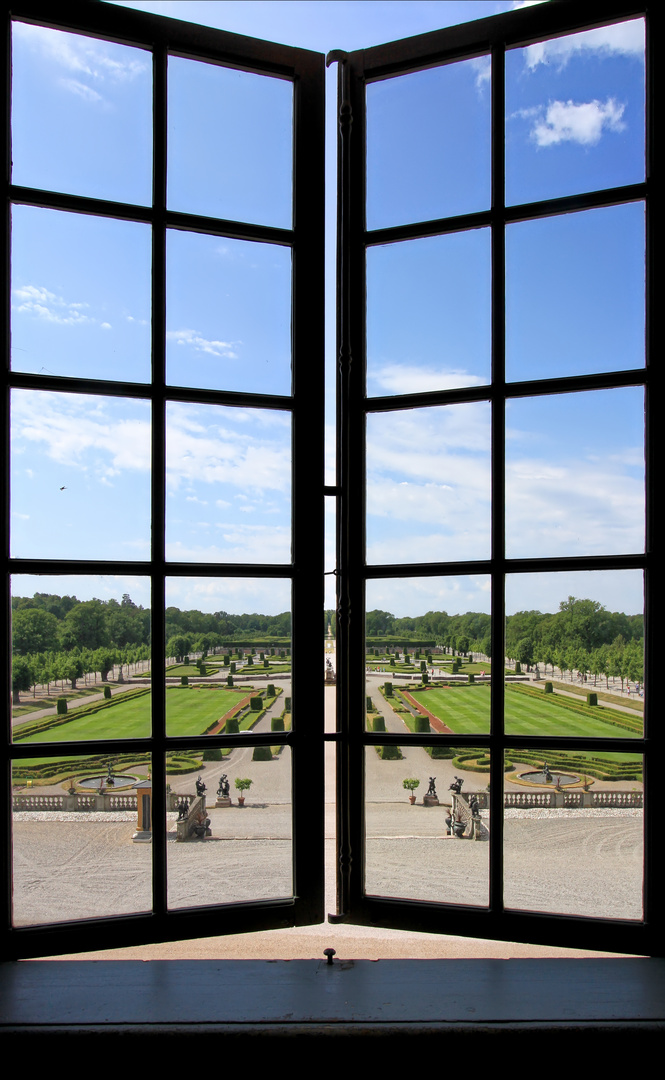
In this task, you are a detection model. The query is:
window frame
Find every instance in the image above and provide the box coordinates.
[2,0,325,959]
[2,0,662,961]
[332,0,662,956]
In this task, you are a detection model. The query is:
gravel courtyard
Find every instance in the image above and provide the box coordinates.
[12,805,643,927]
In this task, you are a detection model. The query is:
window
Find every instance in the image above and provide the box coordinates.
[2,0,660,961]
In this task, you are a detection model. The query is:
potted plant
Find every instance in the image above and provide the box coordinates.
[235,777,253,806]
[403,778,420,805]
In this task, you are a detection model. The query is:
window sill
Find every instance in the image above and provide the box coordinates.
[1,957,664,1047]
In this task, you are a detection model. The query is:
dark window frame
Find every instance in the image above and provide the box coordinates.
[2,0,662,960]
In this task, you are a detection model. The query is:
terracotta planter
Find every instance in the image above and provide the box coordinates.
[237,796,245,806]
[409,795,416,805]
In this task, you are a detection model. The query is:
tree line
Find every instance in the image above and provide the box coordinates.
[11,592,292,701]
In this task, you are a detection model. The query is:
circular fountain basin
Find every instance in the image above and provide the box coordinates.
[78,774,138,791]
[520,771,578,786]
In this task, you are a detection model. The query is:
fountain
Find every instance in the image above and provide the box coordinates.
[78,764,138,792]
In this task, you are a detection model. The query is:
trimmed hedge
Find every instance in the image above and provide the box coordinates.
[252,746,273,761]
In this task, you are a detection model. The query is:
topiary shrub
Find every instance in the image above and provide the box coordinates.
[230,662,236,674]
[373,715,386,732]
[366,695,373,712]
[271,716,285,731]
[252,746,273,761]
[56,697,68,715]
[225,717,240,734]
[544,681,553,694]
[414,715,430,733]
[587,692,598,706]
[202,747,222,761]
[468,673,475,684]
[515,662,522,674]
[263,659,269,668]
[384,682,393,697]
[267,684,276,697]
[380,745,402,759]
[227,675,234,687]
[181,675,189,686]
[223,654,230,666]
[247,655,253,666]
[422,672,429,685]
[103,686,112,699]
[250,696,262,711]
[285,697,291,710]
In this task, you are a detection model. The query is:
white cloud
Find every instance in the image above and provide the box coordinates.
[369,363,486,396]
[11,391,151,476]
[529,98,626,147]
[524,19,644,71]
[12,284,94,326]
[505,453,644,557]
[167,328,239,360]
[13,21,148,86]
[166,405,290,495]
[59,79,103,103]
[470,56,491,90]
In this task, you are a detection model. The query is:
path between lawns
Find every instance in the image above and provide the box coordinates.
[208,694,254,735]
[401,690,454,735]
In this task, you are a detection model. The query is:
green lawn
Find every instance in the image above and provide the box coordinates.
[13,686,252,743]
[406,684,642,739]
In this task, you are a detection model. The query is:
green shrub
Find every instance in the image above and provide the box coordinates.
[420,660,426,671]
[56,697,68,715]
[587,692,598,706]
[267,684,276,697]
[414,715,430,733]
[247,655,253,666]
[384,682,393,697]
[544,681,553,694]
[103,686,112,699]
[250,696,262,711]
[380,745,402,760]
[227,675,234,687]
[515,662,522,674]
[230,662,236,673]
[366,695,373,711]
[225,717,240,734]
[252,746,273,761]
[202,747,222,761]
[271,716,285,731]
[468,673,475,684]
[181,675,188,686]
[285,697,291,710]
[422,672,429,685]
[263,658,269,668]
[373,715,386,732]
[223,654,230,666]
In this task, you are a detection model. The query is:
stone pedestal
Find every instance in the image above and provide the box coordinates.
[216,797,232,807]
[423,795,439,807]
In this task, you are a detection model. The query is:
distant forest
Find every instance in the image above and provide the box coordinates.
[12,593,644,694]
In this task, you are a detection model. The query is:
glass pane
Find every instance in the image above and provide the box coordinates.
[367,403,491,565]
[166,230,291,394]
[12,754,153,926]
[506,203,645,382]
[11,390,151,560]
[364,746,489,906]
[12,206,151,382]
[505,570,644,738]
[366,56,490,230]
[168,56,293,228]
[506,19,645,205]
[505,388,644,559]
[12,22,152,204]
[367,230,490,396]
[165,577,291,737]
[166,746,292,909]
[11,575,152,744]
[166,402,291,564]
[365,577,491,734]
[504,750,643,920]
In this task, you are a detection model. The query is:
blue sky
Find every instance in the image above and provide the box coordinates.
[9,2,646,621]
